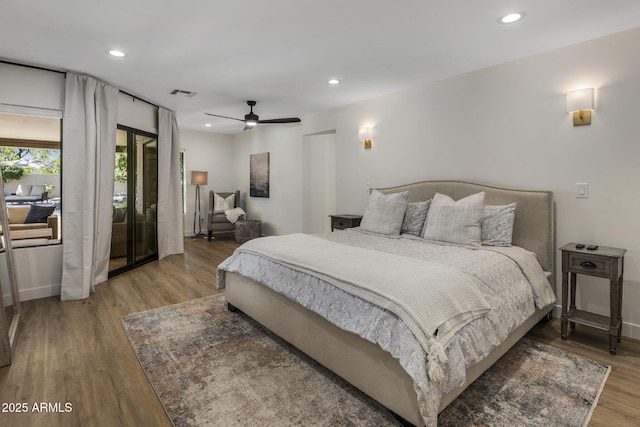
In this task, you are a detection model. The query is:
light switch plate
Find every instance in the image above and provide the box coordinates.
[576,183,589,198]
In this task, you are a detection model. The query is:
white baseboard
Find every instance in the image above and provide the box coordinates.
[20,284,61,302]
[3,284,60,306]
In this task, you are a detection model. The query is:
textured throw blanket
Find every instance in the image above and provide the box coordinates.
[220,233,491,382]
[224,207,246,224]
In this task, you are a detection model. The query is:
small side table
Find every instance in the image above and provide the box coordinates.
[235,220,262,244]
[560,242,626,354]
[329,214,363,231]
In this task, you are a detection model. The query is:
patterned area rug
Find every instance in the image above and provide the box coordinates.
[121,295,610,427]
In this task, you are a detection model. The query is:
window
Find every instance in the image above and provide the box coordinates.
[0,108,61,247]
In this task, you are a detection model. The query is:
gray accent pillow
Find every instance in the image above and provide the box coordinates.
[401,200,431,236]
[25,204,55,224]
[360,190,409,236]
[113,207,127,223]
[481,202,517,246]
[422,192,485,246]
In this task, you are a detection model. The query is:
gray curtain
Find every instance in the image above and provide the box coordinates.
[60,73,118,300]
[157,107,184,258]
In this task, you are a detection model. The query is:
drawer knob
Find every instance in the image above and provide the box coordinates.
[580,261,597,269]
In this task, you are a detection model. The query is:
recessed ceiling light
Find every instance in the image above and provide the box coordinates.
[327,79,341,85]
[205,123,212,127]
[498,12,526,24]
[107,49,126,58]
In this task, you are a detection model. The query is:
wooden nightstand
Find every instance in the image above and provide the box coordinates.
[329,214,362,232]
[560,243,626,354]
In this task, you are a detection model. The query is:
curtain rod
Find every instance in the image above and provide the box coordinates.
[1,59,161,109]
[120,90,160,109]
[0,59,65,75]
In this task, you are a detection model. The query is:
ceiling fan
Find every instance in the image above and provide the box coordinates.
[205,100,301,130]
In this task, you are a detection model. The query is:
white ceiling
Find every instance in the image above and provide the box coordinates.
[2,1,640,134]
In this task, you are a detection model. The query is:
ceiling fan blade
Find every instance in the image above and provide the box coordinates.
[243,124,254,131]
[204,112,245,122]
[258,118,302,124]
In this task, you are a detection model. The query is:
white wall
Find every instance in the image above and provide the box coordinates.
[0,63,65,303]
[180,129,235,236]
[234,27,640,339]
[232,125,303,236]
[0,63,65,111]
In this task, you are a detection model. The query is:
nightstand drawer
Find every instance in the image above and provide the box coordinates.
[567,252,610,276]
[329,214,363,231]
[333,219,349,229]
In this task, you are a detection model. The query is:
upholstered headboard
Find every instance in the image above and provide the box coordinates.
[377,181,554,276]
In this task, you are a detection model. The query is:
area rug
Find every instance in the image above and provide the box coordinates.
[121,295,610,427]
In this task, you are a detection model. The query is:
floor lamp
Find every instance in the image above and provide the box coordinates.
[191,171,208,238]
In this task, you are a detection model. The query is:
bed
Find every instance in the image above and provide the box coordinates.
[217,180,555,426]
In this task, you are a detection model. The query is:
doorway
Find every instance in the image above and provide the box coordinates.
[302,132,336,234]
[109,126,158,276]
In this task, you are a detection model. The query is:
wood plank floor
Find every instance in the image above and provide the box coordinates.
[0,236,638,426]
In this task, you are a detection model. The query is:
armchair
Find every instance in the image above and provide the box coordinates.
[207,190,240,241]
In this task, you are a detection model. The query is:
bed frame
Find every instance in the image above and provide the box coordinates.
[224,180,555,426]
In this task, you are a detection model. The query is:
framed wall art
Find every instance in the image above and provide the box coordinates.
[250,152,270,198]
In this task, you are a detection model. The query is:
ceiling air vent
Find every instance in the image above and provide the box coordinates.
[170,89,197,98]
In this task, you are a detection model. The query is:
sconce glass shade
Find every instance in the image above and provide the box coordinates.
[566,88,594,112]
[190,170,208,185]
[566,88,594,126]
[358,127,373,149]
[358,127,372,141]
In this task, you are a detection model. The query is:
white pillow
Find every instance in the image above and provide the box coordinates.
[422,192,485,246]
[16,184,32,196]
[360,190,409,236]
[213,193,235,214]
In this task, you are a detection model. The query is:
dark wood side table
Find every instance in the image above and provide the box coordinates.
[560,243,626,354]
[329,214,363,231]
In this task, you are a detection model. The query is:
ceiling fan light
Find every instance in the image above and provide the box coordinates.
[498,12,525,24]
[107,49,126,57]
[245,120,258,127]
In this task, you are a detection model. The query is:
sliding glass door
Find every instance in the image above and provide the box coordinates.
[109,126,158,276]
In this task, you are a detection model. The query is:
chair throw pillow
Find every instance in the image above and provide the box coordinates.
[423,192,485,246]
[360,190,409,236]
[213,193,235,214]
[25,204,56,224]
[481,202,517,246]
[16,184,32,196]
[401,200,431,236]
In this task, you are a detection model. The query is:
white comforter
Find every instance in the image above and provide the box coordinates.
[217,229,555,426]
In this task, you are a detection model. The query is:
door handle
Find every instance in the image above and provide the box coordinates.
[580,261,597,269]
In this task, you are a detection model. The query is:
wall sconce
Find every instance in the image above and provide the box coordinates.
[566,88,594,126]
[359,127,373,149]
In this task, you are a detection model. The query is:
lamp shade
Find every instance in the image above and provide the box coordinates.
[190,170,208,185]
[566,88,594,112]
